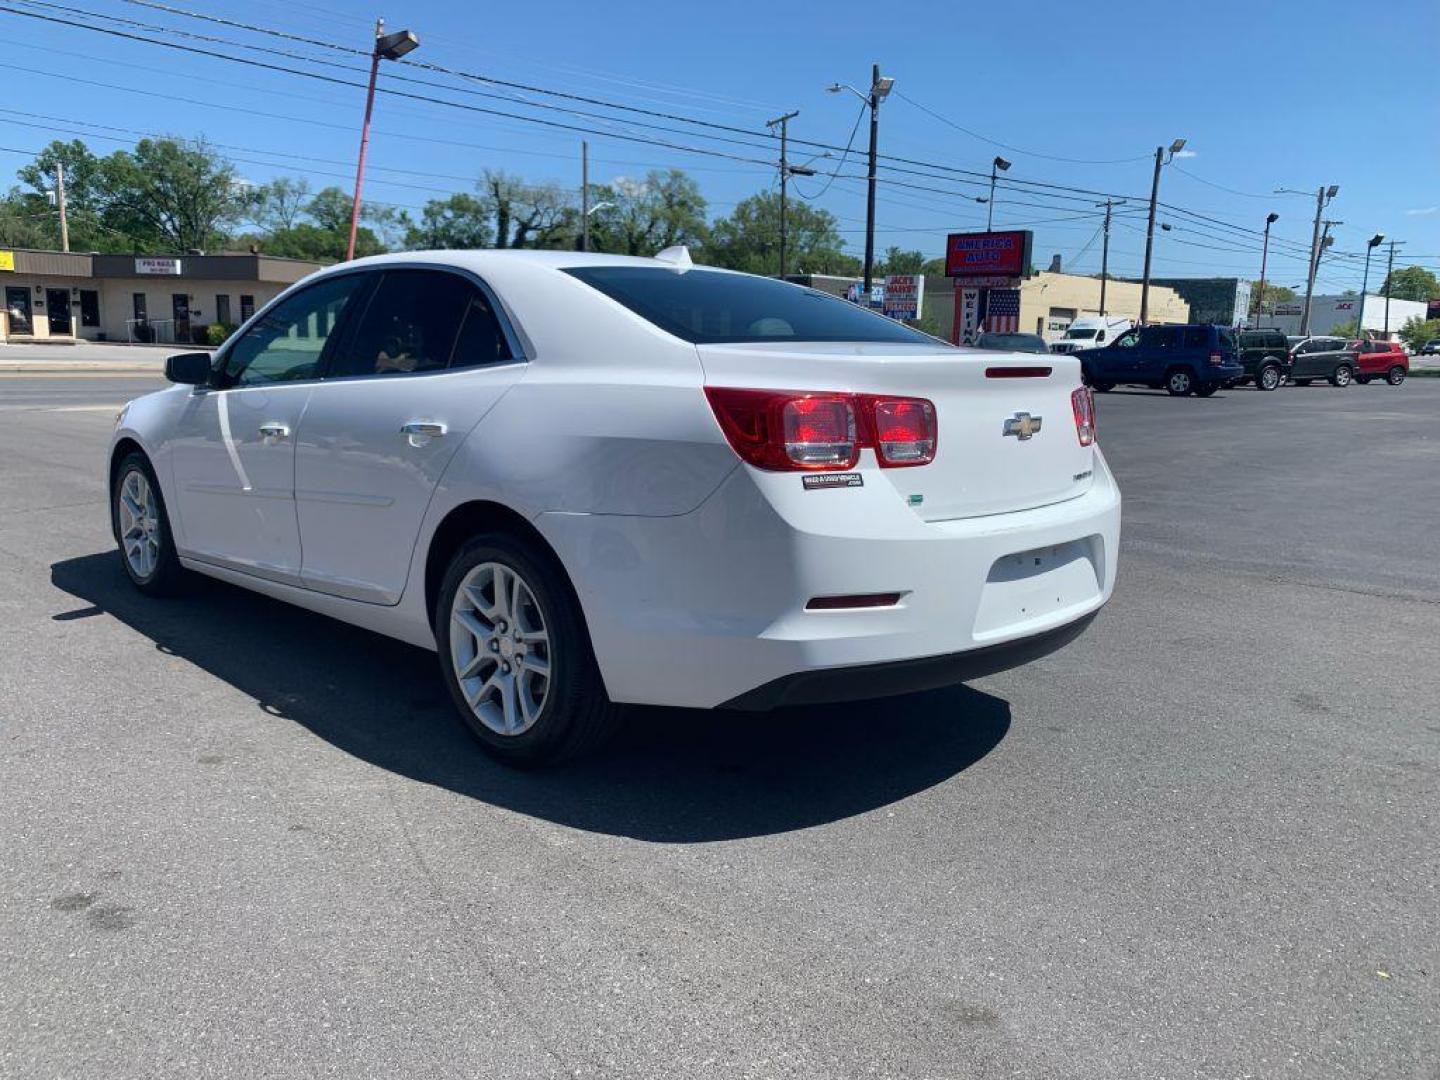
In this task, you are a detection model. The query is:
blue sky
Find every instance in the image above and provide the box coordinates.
[4,0,1438,290]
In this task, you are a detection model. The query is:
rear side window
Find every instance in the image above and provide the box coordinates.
[1183,327,1208,348]
[1217,328,1237,350]
[1140,326,1181,348]
[449,291,513,369]
[330,269,476,378]
[564,266,939,346]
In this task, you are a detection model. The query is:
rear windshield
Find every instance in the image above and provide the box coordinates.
[563,266,939,346]
[1217,328,1237,349]
[977,333,1045,351]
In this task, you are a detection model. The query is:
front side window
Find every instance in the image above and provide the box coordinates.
[1113,330,1139,348]
[564,266,940,346]
[221,274,366,387]
[328,269,491,379]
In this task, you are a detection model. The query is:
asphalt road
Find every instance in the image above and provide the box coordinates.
[1,373,1436,1079]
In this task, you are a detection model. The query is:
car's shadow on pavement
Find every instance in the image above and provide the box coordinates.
[51,552,1010,842]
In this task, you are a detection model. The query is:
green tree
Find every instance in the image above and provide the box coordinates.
[481,171,572,249]
[1381,265,1440,302]
[0,190,53,248]
[1398,315,1440,352]
[96,138,242,251]
[705,191,858,276]
[402,192,492,250]
[586,169,707,256]
[1329,318,1360,339]
[242,176,311,233]
[875,247,926,275]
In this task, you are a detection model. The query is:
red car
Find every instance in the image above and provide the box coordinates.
[1351,340,1408,385]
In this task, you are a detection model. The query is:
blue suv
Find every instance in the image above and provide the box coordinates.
[1079,324,1244,397]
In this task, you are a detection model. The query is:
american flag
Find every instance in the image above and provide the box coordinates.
[984,288,1021,333]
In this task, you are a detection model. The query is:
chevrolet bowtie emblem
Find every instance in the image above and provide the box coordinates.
[1003,412,1042,440]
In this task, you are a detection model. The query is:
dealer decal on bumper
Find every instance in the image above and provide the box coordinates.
[802,473,864,490]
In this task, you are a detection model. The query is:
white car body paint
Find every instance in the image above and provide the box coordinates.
[110,249,1121,710]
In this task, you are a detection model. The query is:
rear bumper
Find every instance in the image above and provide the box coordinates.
[538,450,1121,710]
[721,611,1097,710]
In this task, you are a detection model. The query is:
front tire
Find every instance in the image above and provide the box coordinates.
[1257,363,1283,391]
[1387,365,1406,386]
[111,451,185,596]
[1330,364,1353,387]
[1165,368,1194,396]
[435,534,619,766]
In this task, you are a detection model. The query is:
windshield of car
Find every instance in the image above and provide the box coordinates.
[976,333,1046,352]
[1064,328,1098,339]
[563,266,941,346]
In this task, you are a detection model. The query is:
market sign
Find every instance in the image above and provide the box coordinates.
[881,274,924,320]
[135,257,182,275]
[945,230,1032,279]
[0,250,14,272]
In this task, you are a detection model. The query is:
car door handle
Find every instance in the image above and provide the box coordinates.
[258,421,290,441]
[400,421,447,438]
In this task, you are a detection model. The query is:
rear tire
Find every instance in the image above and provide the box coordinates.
[1165,368,1194,396]
[1387,365,1406,386]
[1330,364,1353,387]
[1257,363,1282,391]
[111,451,185,596]
[435,533,620,767]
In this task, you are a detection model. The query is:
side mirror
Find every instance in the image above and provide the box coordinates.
[165,351,212,386]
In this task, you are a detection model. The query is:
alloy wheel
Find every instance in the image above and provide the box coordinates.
[117,468,161,579]
[1169,372,1191,394]
[1335,366,1352,387]
[448,561,552,736]
[1260,366,1280,390]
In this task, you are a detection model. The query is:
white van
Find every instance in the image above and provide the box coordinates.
[1050,316,1133,354]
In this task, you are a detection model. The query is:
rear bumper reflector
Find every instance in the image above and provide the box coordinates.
[805,592,904,611]
[986,366,1052,378]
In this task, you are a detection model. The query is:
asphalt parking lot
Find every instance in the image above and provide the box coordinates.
[1,371,1436,1079]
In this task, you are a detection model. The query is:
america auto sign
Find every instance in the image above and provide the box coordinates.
[945,230,1033,279]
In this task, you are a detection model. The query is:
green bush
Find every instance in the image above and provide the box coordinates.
[1398,316,1440,352]
[205,322,238,347]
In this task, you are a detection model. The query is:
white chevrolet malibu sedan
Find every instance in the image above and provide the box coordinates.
[109,248,1120,765]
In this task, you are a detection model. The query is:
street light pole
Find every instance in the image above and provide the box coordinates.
[1254,212,1279,328]
[1140,138,1186,326]
[346,19,420,262]
[1357,233,1384,340]
[767,110,800,278]
[987,156,1010,233]
[55,161,68,253]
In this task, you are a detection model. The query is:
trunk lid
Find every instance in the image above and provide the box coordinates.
[697,342,1094,521]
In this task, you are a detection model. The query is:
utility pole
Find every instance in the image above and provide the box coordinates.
[1255,212,1278,328]
[863,64,882,293]
[55,161,69,253]
[1293,184,1338,335]
[580,141,589,252]
[1096,199,1116,317]
[1383,239,1404,336]
[767,110,799,278]
[826,67,892,294]
[1139,139,1185,325]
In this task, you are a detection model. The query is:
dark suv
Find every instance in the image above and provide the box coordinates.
[1080,324,1244,397]
[1237,329,1291,391]
[1287,336,1355,387]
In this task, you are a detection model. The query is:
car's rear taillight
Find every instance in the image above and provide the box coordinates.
[704,387,935,471]
[868,397,936,467]
[1208,351,1224,367]
[1071,386,1096,447]
[782,396,858,467]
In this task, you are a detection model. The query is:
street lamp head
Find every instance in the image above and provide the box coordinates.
[1160,222,1172,231]
[1368,233,1384,247]
[871,75,894,100]
[826,83,844,94]
[993,156,1011,172]
[375,28,419,60]
[1168,138,1187,154]
[1266,212,1280,224]
[974,196,989,204]
[1325,184,1340,199]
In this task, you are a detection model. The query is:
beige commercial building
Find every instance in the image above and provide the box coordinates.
[1,248,322,344]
